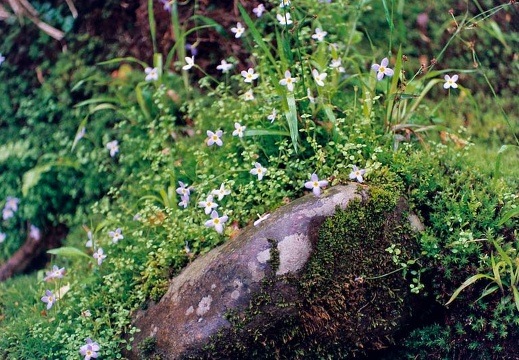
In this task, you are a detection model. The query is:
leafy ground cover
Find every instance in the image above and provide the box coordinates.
[1,0,519,358]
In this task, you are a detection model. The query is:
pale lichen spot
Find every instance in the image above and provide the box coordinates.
[276,233,311,275]
[185,306,194,316]
[196,295,213,317]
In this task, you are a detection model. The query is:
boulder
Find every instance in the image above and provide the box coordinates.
[127,184,421,359]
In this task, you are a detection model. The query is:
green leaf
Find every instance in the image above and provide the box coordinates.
[498,207,519,226]
[148,0,157,53]
[513,285,519,312]
[135,84,151,121]
[445,273,495,306]
[47,247,90,259]
[72,115,88,151]
[285,93,299,153]
[22,164,52,197]
[243,129,290,137]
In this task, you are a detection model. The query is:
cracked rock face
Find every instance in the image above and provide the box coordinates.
[127,184,367,359]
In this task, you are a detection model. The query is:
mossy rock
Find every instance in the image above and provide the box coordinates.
[127,185,422,359]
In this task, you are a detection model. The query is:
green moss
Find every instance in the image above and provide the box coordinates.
[298,186,419,357]
[137,336,159,359]
[193,186,419,359]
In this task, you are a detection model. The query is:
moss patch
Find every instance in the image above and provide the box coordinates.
[298,186,419,357]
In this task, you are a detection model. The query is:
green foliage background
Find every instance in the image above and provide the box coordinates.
[1,0,519,359]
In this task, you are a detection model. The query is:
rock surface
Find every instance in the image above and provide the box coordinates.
[127,184,419,359]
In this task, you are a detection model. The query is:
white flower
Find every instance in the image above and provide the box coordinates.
[304,173,329,196]
[307,89,315,103]
[231,22,245,38]
[254,213,271,227]
[311,28,327,42]
[279,70,298,92]
[204,210,228,234]
[443,74,459,89]
[312,69,327,86]
[198,195,219,215]
[371,57,394,81]
[85,231,93,248]
[0,232,6,243]
[182,56,195,71]
[244,89,255,101]
[212,183,231,200]
[267,108,277,123]
[178,195,189,208]
[279,0,290,7]
[30,225,41,241]
[207,130,223,146]
[277,13,293,26]
[250,162,267,180]
[0,54,5,65]
[232,122,246,137]
[253,4,265,17]
[176,181,192,197]
[109,228,124,243]
[144,67,159,81]
[349,165,366,183]
[93,248,107,265]
[330,58,345,72]
[216,60,233,73]
[107,140,119,157]
[241,68,259,83]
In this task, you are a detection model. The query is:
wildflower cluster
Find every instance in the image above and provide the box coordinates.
[2,196,19,220]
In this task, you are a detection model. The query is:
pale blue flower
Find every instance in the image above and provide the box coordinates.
[267,108,277,123]
[371,57,394,80]
[5,196,19,211]
[93,248,107,265]
[312,69,327,86]
[178,195,190,208]
[216,60,233,73]
[232,123,246,137]
[2,208,14,220]
[44,265,65,281]
[207,130,223,146]
[311,28,327,42]
[279,70,297,91]
[204,210,228,234]
[277,13,293,26]
[145,67,159,81]
[176,181,191,197]
[0,54,5,65]
[241,68,259,83]
[0,232,5,243]
[349,165,366,183]
[79,338,100,360]
[30,225,41,240]
[107,140,119,157]
[304,173,329,196]
[231,22,245,38]
[109,228,123,243]
[253,4,265,17]
[250,162,267,180]
[212,183,231,200]
[444,74,459,89]
[199,195,218,214]
[182,56,195,71]
[41,290,56,310]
